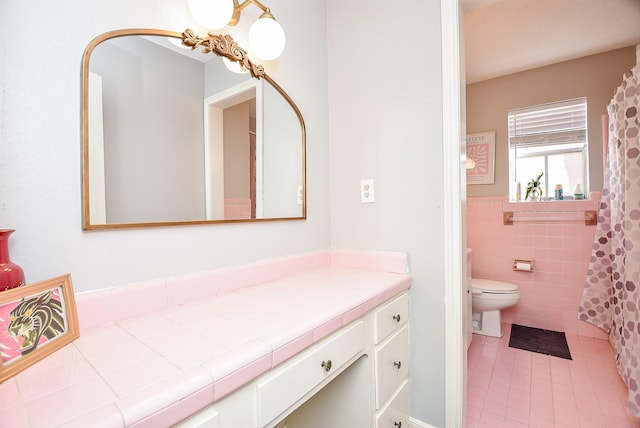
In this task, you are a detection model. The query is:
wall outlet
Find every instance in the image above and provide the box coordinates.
[296,184,303,205]
[360,179,375,203]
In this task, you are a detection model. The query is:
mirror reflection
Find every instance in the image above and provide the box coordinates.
[82,29,305,229]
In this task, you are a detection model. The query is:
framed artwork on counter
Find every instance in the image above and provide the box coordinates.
[0,274,79,382]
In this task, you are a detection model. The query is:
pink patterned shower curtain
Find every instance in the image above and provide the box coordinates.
[578,63,640,417]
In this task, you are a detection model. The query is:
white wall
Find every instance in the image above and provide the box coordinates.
[326,1,447,426]
[91,36,206,223]
[0,0,330,292]
[263,82,304,218]
[223,101,251,199]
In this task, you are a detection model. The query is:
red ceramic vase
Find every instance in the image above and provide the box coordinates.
[0,229,25,291]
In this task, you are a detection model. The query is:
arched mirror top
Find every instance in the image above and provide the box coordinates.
[81,28,306,230]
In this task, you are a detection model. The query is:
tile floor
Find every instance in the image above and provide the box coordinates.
[466,323,640,428]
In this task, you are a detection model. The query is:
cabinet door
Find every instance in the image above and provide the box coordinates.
[374,293,408,344]
[375,325,409,409]
[375,380,409,428]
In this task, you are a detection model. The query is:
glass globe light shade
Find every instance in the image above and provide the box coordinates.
[465,157,476,169]
[223,57,248,74]
[187,0,234,30]
[248,17,285,60]
[168,37,190,49]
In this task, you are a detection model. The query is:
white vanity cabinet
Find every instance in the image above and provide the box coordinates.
[373,293,409,428]
[178,292,409,428]
[177,384,256,428]
[177,322,365,428]
[375,380,408,428]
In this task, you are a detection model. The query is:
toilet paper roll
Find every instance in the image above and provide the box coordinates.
[515,261,532,271]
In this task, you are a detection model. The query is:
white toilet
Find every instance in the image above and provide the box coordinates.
[471,278,520,338]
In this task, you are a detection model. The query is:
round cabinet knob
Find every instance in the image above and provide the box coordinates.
[321,360,332,372]
[393,361,402,369]
[392,314,401,322]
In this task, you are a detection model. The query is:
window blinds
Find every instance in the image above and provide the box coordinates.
[508,98,587,148]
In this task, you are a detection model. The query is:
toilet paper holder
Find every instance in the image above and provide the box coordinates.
[513,259,533,272]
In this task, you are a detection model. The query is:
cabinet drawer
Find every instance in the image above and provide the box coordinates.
[375,324,409,409]
[177,407,219,428]
[374,293,408,344]
[256,320,364,426]
[177,382,256,428]
[375,379,409,428]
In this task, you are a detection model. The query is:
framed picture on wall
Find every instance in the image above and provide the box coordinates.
[466,131,496,185]
[0,274,79,382]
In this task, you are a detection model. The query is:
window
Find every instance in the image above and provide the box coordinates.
[508,98,588,201]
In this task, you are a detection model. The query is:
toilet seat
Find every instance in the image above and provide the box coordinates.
[471,278,519,294]
[470,278,520,337]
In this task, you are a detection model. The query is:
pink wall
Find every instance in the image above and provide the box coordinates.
[467,195,607,339]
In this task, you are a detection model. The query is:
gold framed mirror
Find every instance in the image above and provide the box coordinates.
[81,28,306,230]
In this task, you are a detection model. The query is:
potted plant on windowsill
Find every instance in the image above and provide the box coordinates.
[525,172,544,201]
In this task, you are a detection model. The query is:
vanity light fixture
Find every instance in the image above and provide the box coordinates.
[187,0,285,61]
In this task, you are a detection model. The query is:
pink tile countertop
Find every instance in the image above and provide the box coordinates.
[0,249,410,428]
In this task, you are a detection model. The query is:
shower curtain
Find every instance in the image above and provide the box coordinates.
[578,61,640,417]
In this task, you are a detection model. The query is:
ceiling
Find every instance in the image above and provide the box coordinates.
[461,0,640,84]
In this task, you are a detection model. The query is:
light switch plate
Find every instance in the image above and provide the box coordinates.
[360,179,375,203]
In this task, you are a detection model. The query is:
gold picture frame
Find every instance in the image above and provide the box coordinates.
[0,274,79,383]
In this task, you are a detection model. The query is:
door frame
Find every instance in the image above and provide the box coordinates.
[203,79,264,220]
[441,1,467,426]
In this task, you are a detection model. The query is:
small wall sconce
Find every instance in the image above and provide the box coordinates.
[465,157,476,169]
[187,0,285,61]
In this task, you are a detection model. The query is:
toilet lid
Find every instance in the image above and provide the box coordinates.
[471,278,519,294]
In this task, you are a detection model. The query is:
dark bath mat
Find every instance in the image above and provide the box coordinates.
[508,324,572,360]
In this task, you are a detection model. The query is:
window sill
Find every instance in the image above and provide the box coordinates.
[505,193,599,213]
[502,192,601,225]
